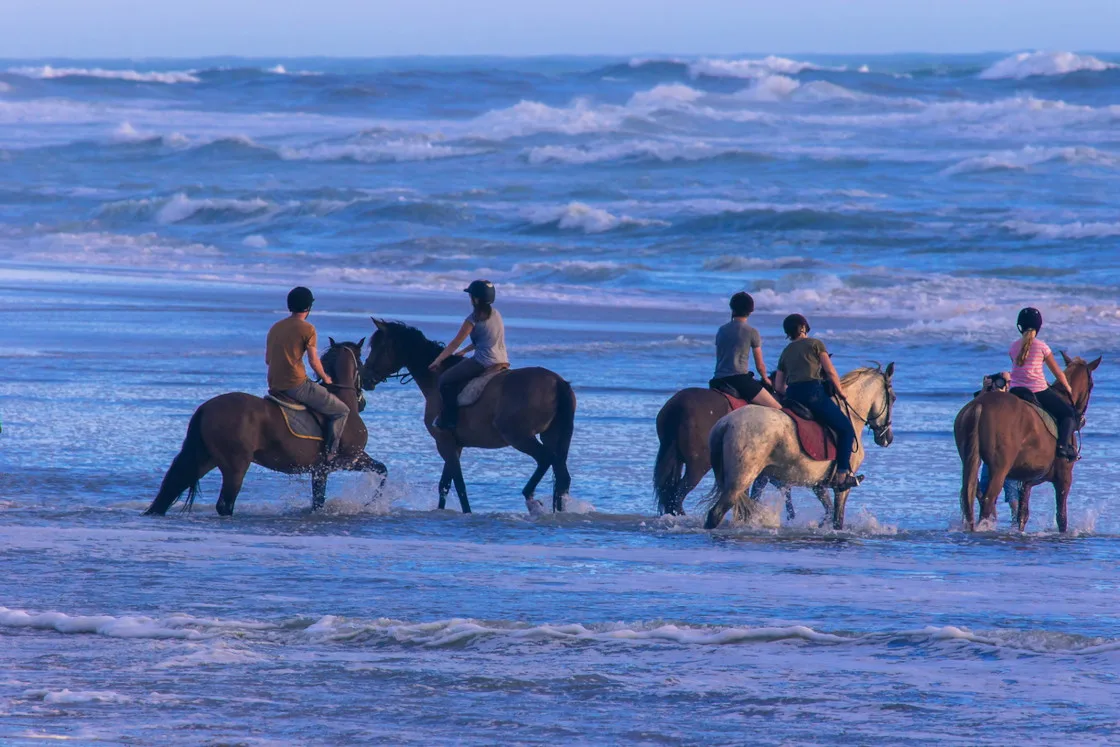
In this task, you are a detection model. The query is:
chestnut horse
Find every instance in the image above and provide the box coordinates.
[145,339,386,516]
[955,353,1100,532]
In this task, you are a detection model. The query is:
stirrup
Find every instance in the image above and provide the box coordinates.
[832,472,864,491]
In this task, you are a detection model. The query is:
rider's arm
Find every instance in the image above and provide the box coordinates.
[773,370,786,396]
[430,320,473,370]
[820,351,846,398]
[1044,353,1074,398]
[753,346,770,385]
[307,345,331,385]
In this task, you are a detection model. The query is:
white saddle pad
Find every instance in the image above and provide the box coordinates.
[459,366,510,407]
[1029,403,1059,441]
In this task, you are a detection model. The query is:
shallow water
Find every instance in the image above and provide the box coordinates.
[1,53,1119,744]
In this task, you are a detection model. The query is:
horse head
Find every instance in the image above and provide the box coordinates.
[862,362,896,447]
[365,318,447,389]
[323,337,367,412]
[1059,351,1102,425]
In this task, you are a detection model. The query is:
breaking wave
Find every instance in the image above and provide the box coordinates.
[524,202,668,234]
[8,65,201,84]
[979,51,1118,80]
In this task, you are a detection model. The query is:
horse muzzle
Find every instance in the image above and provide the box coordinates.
[874,427,894,447]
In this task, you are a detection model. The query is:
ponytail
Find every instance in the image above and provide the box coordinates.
[1015,329,1036,367]
[473,301,493,321]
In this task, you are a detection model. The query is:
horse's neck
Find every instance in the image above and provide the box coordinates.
[844,374,879,426]
[404,362,440,399]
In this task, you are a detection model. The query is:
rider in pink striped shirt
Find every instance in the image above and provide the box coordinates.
[1008,307,1078,460]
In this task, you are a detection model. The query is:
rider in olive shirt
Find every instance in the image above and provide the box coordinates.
[773,313,859,490]
[709,292,781,408]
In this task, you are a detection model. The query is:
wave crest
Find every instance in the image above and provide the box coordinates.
[8,65,200,84]
[979,51,1118,80]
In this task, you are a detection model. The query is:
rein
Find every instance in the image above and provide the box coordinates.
[839,369,894,443]
[321,345,366,409]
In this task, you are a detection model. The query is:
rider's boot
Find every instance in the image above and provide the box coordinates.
[832,470,863,491]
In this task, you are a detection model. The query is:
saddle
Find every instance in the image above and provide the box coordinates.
[718,391,749,411]
[458,364,511,407]
[1008,388,1059,441]
[780,403,838,463]
[265,391,326,441]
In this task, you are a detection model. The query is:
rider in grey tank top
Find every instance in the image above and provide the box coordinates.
[468,307,508,368]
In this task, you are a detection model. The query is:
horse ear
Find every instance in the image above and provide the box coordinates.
[329,336,337,346]
[885,362,895,378]
[1089,355,1102,371]
[1060,350,1073,367]
[371,317,386,331]
[356,337,366,349]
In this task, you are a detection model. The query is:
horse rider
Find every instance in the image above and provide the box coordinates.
[975,371,1025,508]
[772,313,860,490]
[709,292,782,408]
[428,279,509,430]
[265,286,349,461]
[1009,307,1078,460]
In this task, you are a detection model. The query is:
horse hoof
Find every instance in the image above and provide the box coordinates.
[526,498,545,516]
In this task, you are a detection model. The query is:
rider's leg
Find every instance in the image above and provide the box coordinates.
[285,380,350,457]
[808,392,857,478]
[1035,388,1078,459]
[751,387,782,409]
[436,358,485,429]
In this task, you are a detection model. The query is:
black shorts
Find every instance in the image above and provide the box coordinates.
[710,374,764,401]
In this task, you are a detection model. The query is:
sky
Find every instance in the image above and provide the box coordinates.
[1,0,1117,58]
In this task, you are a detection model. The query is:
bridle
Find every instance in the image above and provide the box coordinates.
[842,369,894,443]
[322,344,366,411]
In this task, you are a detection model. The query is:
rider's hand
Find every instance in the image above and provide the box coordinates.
[321,374,333,386]
[428,360,441,372]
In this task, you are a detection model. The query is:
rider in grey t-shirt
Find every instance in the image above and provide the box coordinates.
[708,292,781,408]
[467,307,508,368]
[428,280,510,430]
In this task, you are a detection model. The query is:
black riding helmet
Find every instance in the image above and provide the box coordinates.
[464,279,496,304]
[783,313,811,339]
[729,291,754,317]
[287,286,315,313]
[1017,307,1043,333]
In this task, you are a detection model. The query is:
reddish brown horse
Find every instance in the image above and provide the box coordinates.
[145,339,386,516]
[363,319,575,513]
[955,353,1100,532]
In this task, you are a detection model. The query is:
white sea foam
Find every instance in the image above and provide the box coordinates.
[8,65,200,84]
[525,202,667,233]
[25,688,132,704]
[279,139,488,163]
[687,55,825,79]
[1003,219,1120,239]
[525,139,747,165]
[979,51,1118,80]
[944,145,1118,175]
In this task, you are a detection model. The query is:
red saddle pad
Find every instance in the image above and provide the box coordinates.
[782,408,838,462]
[719,391,749,411]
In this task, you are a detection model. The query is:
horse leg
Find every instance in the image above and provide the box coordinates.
[507,434,552,511]
[450,455,470,514]
[705,461,764,530]
[813,485,833,527]
[750,476,795,522]
[311,469,328,511]
[1016,483,1034,532]
[978,465,1010,527]
[783,486,796,521]
[438,462,453,510]
[215,457,249,516]
[832,488,851,530]
[669,459,708,516]
[1054,467,1072,533]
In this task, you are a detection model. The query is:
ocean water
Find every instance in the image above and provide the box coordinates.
[1,52,1120,744]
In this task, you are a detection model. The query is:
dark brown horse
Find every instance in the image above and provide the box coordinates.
[955,353,1100,532]
[363,319,575,513]
[145,339,387,516]
[654,388,819,518]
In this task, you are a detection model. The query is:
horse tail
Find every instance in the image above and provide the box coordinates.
[956,401,982,524]
[547,377,576,473]
[145,407,208,516]
[653,401,684,514]
[702,416,730,512]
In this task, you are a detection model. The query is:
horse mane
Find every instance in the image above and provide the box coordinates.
[376,320,463,369]
[840,366,883,386]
